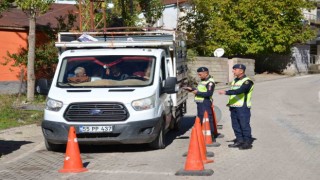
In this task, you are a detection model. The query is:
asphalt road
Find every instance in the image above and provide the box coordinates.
[0,74,319,180]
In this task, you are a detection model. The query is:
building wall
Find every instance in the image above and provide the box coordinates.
[285,45,310,75]
[254,45,311,75]
[303,8,317,22]
[0,30,28,81]
[162,5,178,29]
[0,29,51,94]
[55,0,76,4]
[159,3,190,30]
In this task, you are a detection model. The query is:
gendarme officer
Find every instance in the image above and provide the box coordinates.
[184,67,215,133]
[218,64,254,150]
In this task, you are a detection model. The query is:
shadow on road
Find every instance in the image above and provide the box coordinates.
[0,140,33,157]
[165,115,196,146]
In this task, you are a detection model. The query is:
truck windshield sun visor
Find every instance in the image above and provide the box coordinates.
[57,55,155,88]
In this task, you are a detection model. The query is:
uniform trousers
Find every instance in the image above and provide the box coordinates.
[230,106,252,143]
[196,100,215,133]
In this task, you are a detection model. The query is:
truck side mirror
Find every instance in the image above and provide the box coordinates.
[163,77,177,94]
[36,78,51,95]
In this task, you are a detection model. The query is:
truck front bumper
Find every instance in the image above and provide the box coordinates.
[41,118,161,145]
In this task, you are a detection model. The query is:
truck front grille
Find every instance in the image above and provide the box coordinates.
[64,103,129,122]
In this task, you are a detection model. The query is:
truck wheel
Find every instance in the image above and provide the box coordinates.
[149,122,166,149]
[35,84,41,94]
[45,139,63,152]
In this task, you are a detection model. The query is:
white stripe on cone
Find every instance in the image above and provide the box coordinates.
[203,117,209,122]
[202,130,211,135]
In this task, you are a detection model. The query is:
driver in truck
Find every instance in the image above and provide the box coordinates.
[105,66,129,80]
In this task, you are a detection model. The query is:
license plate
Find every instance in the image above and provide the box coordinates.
[79,126,113,133]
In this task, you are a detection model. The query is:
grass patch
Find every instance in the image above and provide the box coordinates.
[0,94,45,130]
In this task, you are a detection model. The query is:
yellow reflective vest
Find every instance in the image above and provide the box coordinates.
[194,77,215,102]
[227,77,254,108]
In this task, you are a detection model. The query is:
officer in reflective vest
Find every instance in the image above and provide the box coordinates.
[218,64,254,150]
[183,67,215,133]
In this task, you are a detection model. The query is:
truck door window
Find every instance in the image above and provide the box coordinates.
[159,56,169,96]
[160,57,167,84]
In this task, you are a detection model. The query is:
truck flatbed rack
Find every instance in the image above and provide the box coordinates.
[56,30,185,49]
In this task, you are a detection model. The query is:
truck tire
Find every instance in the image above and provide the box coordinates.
[149,121,166,149]
[45,139,63,152]
[35,83,41,94]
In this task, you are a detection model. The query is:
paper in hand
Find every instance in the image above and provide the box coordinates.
[182,87,192,91]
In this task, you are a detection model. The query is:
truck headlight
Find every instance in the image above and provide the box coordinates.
[131,95,155,111]
[45,98,63,111]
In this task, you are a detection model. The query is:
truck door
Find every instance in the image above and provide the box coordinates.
[159,55,172,130]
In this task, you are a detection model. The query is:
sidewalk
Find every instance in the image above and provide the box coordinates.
[252,73,291,82]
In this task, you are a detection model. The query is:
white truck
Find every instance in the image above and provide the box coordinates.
[38,29,188,151]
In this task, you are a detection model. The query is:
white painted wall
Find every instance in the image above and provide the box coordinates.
[284,45,311,75]
[55,0,76,4]
[157,3,190,30]
[161,5,179,29]
[303,8,317,21]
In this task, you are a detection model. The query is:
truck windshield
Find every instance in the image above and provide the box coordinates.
[57,55,155,87]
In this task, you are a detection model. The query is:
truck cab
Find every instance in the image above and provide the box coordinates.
[39,29,188,151]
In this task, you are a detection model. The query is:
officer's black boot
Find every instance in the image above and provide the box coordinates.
[228,141,243,148]
[239,142,252,150]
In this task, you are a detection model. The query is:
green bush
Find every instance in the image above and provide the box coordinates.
[0,94,45,130]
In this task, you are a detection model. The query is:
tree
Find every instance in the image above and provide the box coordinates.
[0,0,14,16]
[55,11,78,32]
[138,0,164,27]
[15,0,54,101]
[179,0,317,56]
[76,0,164,30]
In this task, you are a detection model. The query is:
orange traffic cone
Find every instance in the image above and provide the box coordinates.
[202,111,221,147]
[175,127,214,176]
[195,117,214,164]
[211,104,224,138]
[182,116,214,158]
[185,127,204,170]
[59,126,88,173]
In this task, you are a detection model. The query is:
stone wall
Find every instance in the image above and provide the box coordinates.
[285,45,310,75]
[309,64,320,73]
[188,57,229,84]
[0,81,26,94]
[227,58,255,82]
[188,57,255,85]
[254,45,313,75]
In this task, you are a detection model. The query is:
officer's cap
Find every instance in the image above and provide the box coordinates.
[233,64,246,70]
[197,67,209,72]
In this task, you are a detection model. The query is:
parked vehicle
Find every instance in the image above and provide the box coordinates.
[38,28,188,151]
